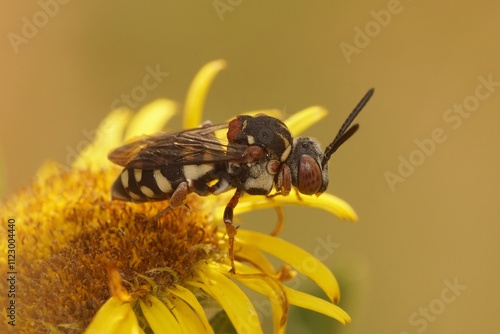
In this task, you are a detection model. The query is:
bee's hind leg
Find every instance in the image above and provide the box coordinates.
[154,181,189,218]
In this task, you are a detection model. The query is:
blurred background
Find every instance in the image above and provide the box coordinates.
[1,1,499,333]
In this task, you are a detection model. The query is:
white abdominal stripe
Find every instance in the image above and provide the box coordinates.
[111,164,217,202]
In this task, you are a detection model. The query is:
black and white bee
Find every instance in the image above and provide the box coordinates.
[109,89,374,273]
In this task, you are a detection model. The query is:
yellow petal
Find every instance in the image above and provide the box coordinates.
[125,99,178,140]
[184,60,227,129]
[139,294,182,334]
[187,263,263,334]
[233,242,276,275]
[236,230,341,303]
[227,264,288,334]
[285,286,351,325]
[74,108,132,170]
[220,192,358,222]
[284,106,328,137]
[170,284,214,334]
[85,297,141,334]
[35,160,65,182]
[108,264,132,302]
[171,297,210,334]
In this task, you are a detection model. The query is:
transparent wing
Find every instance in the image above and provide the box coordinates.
[108,123,250,169]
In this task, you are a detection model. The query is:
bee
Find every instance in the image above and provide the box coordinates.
[109,89,374,273]
[276,88,374,197]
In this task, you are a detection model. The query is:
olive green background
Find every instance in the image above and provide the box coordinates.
[2,1,499,333]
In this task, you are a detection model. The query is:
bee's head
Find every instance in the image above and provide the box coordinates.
[287,88,374,195]
[287,137,329,195]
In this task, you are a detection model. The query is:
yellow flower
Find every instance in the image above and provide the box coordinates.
[0,60,357,333]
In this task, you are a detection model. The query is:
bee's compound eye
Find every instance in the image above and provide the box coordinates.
[297,155,322,195]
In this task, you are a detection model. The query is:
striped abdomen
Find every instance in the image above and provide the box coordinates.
[111,164,218,202]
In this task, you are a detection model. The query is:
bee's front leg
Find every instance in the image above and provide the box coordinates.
[269,164,292,198]
[223,188,242,274]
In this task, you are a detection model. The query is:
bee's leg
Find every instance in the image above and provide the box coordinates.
[210,173,232,195]
[170,181,189,207]
[270,164,292,198]
[223,188,242,274]
[155,181,189,218]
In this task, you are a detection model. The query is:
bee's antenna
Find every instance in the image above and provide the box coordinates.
[321,88,374,167]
